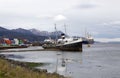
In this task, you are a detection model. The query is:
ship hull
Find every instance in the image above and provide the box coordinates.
[57,41,82,51]
[42,44,59,51]
[42,41,82,52]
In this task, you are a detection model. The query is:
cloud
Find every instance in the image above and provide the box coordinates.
[76,3,98,9]
[36,15,53,19]
[37,14,67,22]
[54,15,67,21]
[72,0,102,10]
[0,0,120,39]
[100,21,120,28]
[109,21,120,25]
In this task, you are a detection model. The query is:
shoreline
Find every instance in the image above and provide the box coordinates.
[0,54,65,78]
[0,48,82,52]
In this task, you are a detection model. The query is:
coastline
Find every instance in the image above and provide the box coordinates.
[0,54,64,78]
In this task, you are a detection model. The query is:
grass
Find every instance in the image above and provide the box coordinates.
[23,62,49,68]
[0,58,64,78]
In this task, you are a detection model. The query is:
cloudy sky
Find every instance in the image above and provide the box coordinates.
[0,0,120,41]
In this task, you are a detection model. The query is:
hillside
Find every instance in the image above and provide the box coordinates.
[29,28,64,39]
[0,26,65,42]
[0,27,47,41]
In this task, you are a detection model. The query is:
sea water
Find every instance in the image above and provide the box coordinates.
[1,43,120,78]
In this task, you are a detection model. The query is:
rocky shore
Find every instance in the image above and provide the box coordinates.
[0,54,65,78]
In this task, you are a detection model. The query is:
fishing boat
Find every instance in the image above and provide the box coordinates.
[42,38,57,50]
[82,30,94,44]
[42,24,82,51]
[82,37,94,44]
[42,33,82,51]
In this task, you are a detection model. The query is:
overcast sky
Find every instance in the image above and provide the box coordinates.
[0,0,120,41]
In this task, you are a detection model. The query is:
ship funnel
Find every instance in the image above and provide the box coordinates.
[61,33,65,39]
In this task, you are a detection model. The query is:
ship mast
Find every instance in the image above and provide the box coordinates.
[64,24,67,35]
[54,24,58,44]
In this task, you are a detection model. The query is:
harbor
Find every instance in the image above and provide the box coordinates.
[1,43,120,78]
[0,0,119,78]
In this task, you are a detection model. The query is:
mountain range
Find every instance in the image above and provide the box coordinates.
[0,26,63,42]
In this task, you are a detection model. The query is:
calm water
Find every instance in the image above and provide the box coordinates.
[1,43,120,78]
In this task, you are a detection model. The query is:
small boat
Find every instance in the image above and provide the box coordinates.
[42,38,57,50]
[42,34,82,51]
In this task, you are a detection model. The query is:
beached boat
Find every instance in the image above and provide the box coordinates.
[42,34,82,51]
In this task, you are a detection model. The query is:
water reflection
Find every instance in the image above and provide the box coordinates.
[0,50,83,77]
[54,51,82,77]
